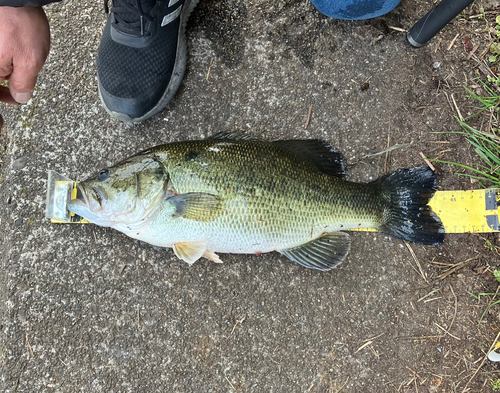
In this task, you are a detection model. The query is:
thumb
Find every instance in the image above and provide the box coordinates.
[9,64,39,104]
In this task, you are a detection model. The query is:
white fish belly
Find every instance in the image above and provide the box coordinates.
[117,210,374,255]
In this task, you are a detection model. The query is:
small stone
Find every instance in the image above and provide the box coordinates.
[12,156,28,170]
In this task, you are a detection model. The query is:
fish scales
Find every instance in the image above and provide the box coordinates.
[147,140,382,252]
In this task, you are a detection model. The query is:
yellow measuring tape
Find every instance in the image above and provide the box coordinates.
[50,181,500,233]
[428,189,499,233]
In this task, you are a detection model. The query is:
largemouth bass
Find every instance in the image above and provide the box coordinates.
[68,133,444,271]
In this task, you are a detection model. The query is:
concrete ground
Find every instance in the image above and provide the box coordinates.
[1,0,499,392]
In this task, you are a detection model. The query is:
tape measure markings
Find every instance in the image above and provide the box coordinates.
[428,189,499,234]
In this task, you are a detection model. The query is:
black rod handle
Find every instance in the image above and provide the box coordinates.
[406,0,474,48]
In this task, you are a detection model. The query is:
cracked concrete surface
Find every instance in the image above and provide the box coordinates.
[1,0,498,392]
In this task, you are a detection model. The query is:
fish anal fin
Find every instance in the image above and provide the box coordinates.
[280,232,351,271]
[167,193,222,221]
[173,241,207,265]
[203,249,223,263]
[273,139,347,178]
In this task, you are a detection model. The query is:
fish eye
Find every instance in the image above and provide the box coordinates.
[98,169,110,181]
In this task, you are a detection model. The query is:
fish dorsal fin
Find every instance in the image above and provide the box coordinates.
[173,241,207,265]
[207,132,259,141]
[280,232,351,271]
[166,193,222,221]
[273,140,347,178]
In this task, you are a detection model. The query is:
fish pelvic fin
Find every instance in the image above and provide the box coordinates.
[173,241,207,265]
[203,249,223,263]
[376,165,444,246]
[280,232,351,271]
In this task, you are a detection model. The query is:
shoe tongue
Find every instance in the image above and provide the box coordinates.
[114,0,156,24]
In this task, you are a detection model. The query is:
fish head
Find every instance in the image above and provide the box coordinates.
[68,155,169,228]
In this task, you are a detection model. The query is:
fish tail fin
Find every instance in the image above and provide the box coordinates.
[376,165,444,245]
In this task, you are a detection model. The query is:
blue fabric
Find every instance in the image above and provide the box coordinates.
[310,0,401,20]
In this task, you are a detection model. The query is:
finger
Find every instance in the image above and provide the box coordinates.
[0,64,13,83]
[8,52,45,103]
[9,69,36,104]
[0,85,19,105]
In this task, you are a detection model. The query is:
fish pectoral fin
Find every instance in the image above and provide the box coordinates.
[272,140,347,179]
[280,232,351,271]
[173,241,207,265]
[202,249,223,264]
[167,193,222,222]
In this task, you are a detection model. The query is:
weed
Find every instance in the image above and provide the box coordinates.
[492,378,500,391]
[468,290,500,325]
[496,15,500,39]
[487,16,500,67]
[486,239,500,256]
[478,7,485,20]
[467,269,500,325]
[467,291,479,300]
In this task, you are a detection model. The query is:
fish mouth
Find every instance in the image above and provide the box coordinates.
[67,184,88,216]
[71,183,103,213]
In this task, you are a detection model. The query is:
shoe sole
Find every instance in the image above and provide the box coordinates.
[99,0,200,123]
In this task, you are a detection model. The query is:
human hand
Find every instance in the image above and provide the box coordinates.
[0,6,50,104]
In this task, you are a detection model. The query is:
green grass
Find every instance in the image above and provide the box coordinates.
[475,293,500,325]
[468,269,500,326]
[468,288,500,325]
[434,80,500,188]
[464,80,500,114]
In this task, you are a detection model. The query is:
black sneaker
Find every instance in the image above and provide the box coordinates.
[97,0,198,122]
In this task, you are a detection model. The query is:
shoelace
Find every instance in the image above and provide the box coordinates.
[104,0,156,36]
